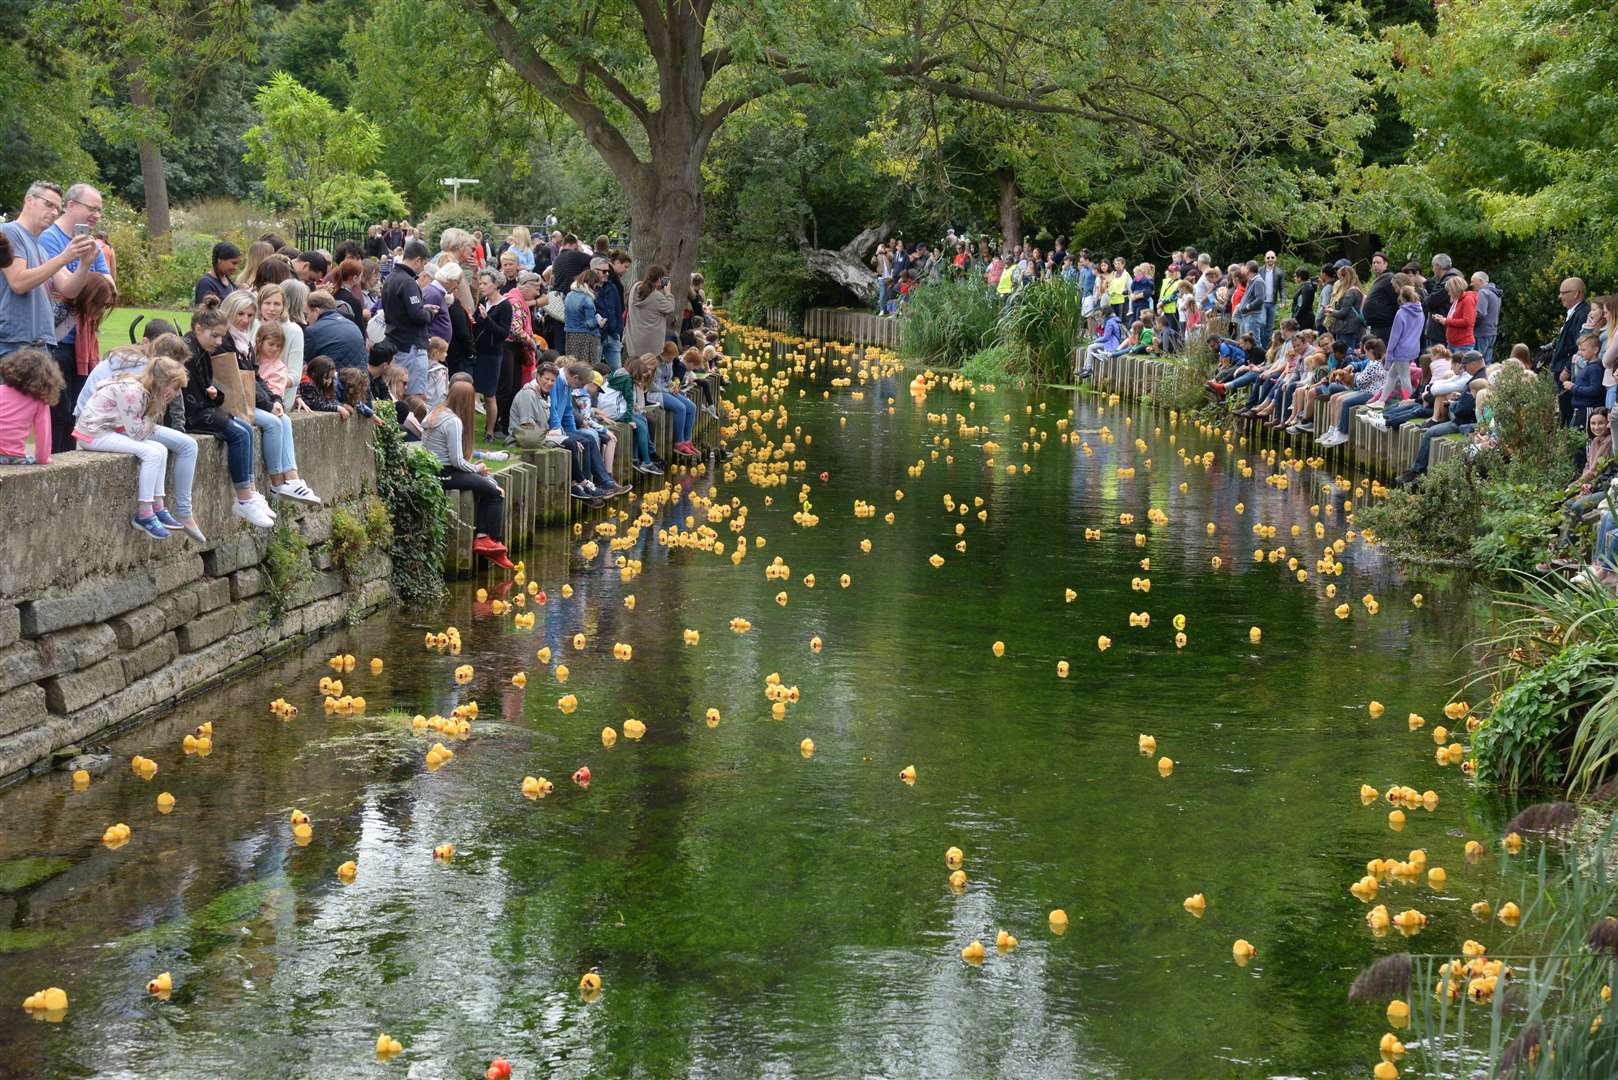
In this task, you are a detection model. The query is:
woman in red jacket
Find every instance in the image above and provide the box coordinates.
[1432,274,1477,349]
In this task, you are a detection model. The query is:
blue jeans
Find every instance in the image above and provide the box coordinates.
[398,347,428,396]
[627,412,652,463]
[1383,402,1427,431]
[656,391,696,443]
[1226,370,1261,392]
[253,409,298,474]
[1412,421,1473,473]
[569,428,614,486]
[602,336,623,368]
[149,426,198,516]
[1476,334,1496,364]
[1262,302,1276,344]
[1598,512,1618,571]
[217,416,255,490]
[1334,390,1373,434]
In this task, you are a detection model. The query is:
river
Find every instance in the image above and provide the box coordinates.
[0,334,1534,1078]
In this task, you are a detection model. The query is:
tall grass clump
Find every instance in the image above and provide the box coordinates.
[997,279,1087,383]
[898,277,1000,368]
[1360,814,1618,1078]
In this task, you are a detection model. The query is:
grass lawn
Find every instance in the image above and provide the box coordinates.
[98,307,188,351]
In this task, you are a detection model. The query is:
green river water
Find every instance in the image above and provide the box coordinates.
[0,352,1540,1079]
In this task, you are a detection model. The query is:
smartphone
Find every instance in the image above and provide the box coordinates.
[74,224,91,237]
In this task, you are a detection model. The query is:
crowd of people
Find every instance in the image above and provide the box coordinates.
[875,226,1618,586]
[0,185,724,569]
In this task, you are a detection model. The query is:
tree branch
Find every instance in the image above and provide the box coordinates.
[462,0,649,180]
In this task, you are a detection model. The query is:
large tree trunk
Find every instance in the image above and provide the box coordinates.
[995,169,1021,254]
[625,133,704,328]
[136,137,171,241]
[121,0,169,241]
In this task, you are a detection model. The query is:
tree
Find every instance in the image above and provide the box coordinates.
[457,0,1379,313]
[244,72,385,220]
[35,0,255,238]
[1349,0,1617,342]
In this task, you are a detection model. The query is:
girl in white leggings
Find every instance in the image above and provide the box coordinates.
[73,353,205,541]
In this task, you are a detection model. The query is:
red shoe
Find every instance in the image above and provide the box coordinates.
[676,441,699,456]
[473,535,514,569]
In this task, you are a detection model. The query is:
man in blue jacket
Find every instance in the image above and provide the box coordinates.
[596,252,630,369]
[305,292,368,371]
[383,239,434,395]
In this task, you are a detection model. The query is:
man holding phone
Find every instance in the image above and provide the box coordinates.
[36,183,114,450]
[1,182,100,358]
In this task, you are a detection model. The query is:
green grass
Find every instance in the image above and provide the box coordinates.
[98,306,187,351]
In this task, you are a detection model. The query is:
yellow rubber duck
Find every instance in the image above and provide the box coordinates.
[375,1034,403,1059]
[683,629,700,646]
[1464,840,1484,862]
[1097,635,1112,651]
[601,726,618,747]
[432,842,455,862]
[1471,900,1492,920]
[995,930,1018,952]
[146,972,172,995]
[337,860,357,884]
[71,769,90,790]
[521,776,553,799]
[1049,909,1069,934]
[945,846,964,869]
[991,640,1005,657]
[1183,893,1207,916]
[899,765,917,784]
[960,940,986,964]
[705,707,721,727]
[1373,1061,1397,1080]
[840,574,851,588]
[511,672,527,688]
[1388,810,1406,830]
[1138,734,1156,755]
[558,694,578,714]
[1350,876,1379,902]
[1498,901,1521,926]
[800,738,815,758]
[948,869,967,892]
[1368,701,1385,718]
[1503,831,1523,854]
[555,664,570,683]
[1056,660,1070,678]
[1249,627,1262,644]
[1157,756,1174,777]
[1231,939,1256,965]
[1367,904,1390,932]
[156,792,175,814]
[1386,999,1409,1028]
[580,972,602,994]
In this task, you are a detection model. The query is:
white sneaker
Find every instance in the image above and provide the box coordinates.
[233,498,276,528]
[474,400,486,415]
[247,491,277,519]
[272,481,322,505]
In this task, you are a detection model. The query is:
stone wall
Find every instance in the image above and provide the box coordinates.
[0,413,393,782]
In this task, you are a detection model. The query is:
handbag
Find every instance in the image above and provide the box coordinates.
[544,290,567,323]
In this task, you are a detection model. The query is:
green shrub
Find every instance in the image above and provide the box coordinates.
[372,409,448,606]
[1470,482,1563,574]
[1471,639,1618,790]
[997,279,1087,384]
[264,524,313,622]
[419,199,497,252]
[1356,455,1483,561]
[899,277,1000,368]
[960,344,1014,383]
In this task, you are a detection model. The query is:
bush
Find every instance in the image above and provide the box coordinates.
[264,524,313,622]
[1356,455,1483,560]
[997,279,1087,383]
[372,409,448,606]
[1470,482,1563,574]
[899,277,1001,368]
[1470,639,1618,790]
[419,199,497,252]
[960,343,1014,383]
[318,173,407,225]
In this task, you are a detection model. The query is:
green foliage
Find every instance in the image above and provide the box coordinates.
[898,278,1001,369]
[0,38,96,208]
[1470,483,1562,575]
[329,496,394,583]
[1470,640,1618,790]
[997,280,1087,384]
[419,200,498,252]
[317,172,407,223]
[371,408,448,607]
[1153,354,1216,415]
[104,202,218,307]
[1356,455,1482,561]
[244,72,384,219]
[263,523,313,622]
[959,344,1014,384]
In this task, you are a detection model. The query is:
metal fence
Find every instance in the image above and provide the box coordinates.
[294,218,370,253]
